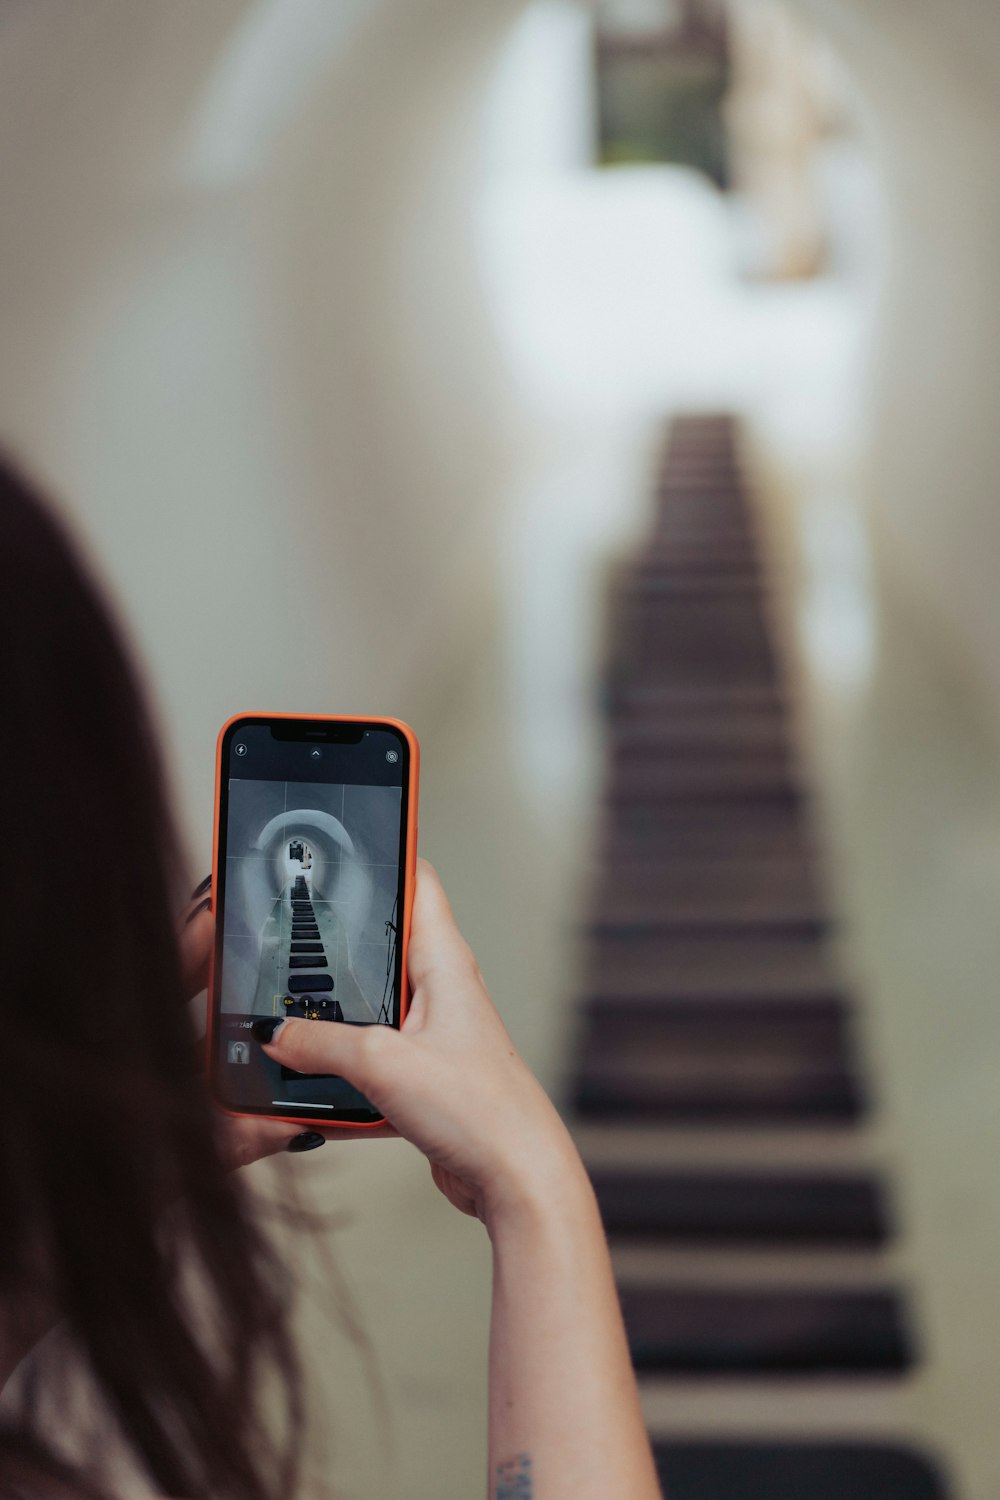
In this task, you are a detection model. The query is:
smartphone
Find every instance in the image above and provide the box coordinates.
[208,713,419,1128]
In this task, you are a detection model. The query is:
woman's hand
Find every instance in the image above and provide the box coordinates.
[250,865,663,1500]
[255,860,585,1228]
[179,889,360,1167]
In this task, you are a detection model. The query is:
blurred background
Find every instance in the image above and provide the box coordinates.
[1,1,999,1496]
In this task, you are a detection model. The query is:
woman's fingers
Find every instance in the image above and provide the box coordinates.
[180,878,401,1157]
[257,1016,403,1104]
[257,1020,406,1137]
[216,1107,399,1170]
[406,858,482,995]
[314,1122,400,1141]
[216,1114,307,1169]
[180,903,214,999]
[178,875,214,999]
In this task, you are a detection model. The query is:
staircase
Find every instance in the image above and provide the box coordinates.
[570,416,948,1499]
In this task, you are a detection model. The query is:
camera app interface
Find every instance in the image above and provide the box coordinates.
[216,722,408,1119]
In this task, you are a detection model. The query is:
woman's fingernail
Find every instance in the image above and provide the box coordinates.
[185,896,212,924]
[286,1131,326,1153]
[191,874,212,899]
[251,1018,285,1045]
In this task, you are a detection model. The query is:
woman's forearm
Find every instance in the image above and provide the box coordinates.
[259,863,664,1497]
[485,1148,662,1500]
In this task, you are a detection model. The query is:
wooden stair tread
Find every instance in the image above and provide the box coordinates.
[611,723,790,754]
[590,903,830,929]
[621,1286,912,1374]
[573,1068,863,1123]
[591,863,827,925]
[603,834,818,865]
[651,1443,946,1500]
[578,1022,851,1062]
[611,683,787,709]
[603,838,817,866]
[589,1168,888,1245]
[595,853,818,879]
[589,915,831,942]
[581,996,853,1050]
[606,762,801,801]
[606,798,811,827]
[589,933,835,998]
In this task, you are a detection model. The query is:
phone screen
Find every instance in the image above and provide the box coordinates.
[211,717,412,1123]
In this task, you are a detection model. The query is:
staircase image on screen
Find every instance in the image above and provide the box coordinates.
[220,782,401,1026]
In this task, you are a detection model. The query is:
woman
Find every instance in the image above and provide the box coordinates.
[0,454,661,1500]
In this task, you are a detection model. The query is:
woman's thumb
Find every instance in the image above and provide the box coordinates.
[252,1016,399,1096]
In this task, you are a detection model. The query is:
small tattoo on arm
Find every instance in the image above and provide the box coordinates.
[495,1453,532,1499]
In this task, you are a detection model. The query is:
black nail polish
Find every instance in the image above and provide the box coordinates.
[191,874,212,899]
[251,1017,283,1044]
[184,896,212,924]
[286,1131,326,1154]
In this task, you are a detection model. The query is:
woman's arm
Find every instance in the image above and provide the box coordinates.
[257,860,662,1500]
[485,1152,661,1500]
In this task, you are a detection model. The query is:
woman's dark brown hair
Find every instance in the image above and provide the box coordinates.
[0,456,302,1499]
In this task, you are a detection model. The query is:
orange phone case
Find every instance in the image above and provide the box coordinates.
[207,711,420,1129]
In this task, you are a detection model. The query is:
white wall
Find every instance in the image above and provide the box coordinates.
[0,4,595,1496]
[786,4,1000,1496]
